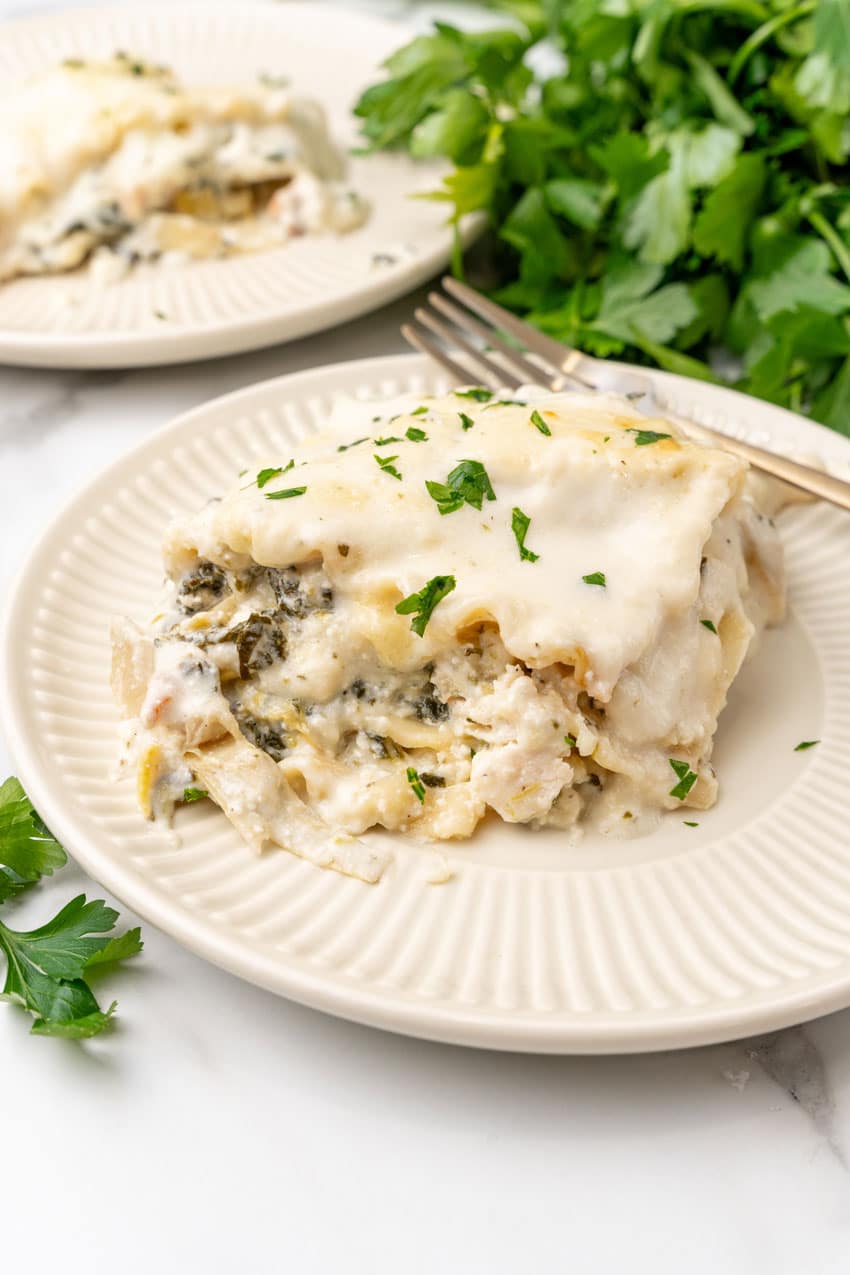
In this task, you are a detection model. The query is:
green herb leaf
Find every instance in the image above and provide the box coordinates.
[794,739,820,751]
[0,777,66,898]
[454,387,492,402]
[256,466,291,489]
[265,486,307,501]
[410,405,429,416]
[564,734,576,749]
[683,821,699,827]
[669,758,698,801]
[511,506,539,562]
[0,893,142,1037]
[374,436,404,446]
[374,454,403,480]
[337,437,369,453]
[426,459,496,515]
[395,574,456,636]
[700,619,718,634]
[530,409,551,436]
[406,767,426,804]
[459,412,475,430]
[582,572,606,587]
[627,428,672,446]
[406,426,428,441]
[182,786,208,803]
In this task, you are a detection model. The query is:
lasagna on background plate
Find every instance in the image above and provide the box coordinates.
[0,54,367,283]
[112,388,786,883]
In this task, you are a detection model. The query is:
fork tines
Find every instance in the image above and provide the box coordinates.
[401,276,591,394]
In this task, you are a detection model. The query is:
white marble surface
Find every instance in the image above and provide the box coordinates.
[2,3,850,1272]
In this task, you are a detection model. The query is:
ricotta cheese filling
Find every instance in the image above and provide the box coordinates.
[111,387,786,882]
[0,54,368,283]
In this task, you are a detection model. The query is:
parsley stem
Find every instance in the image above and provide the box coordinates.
[727,1,815,86]
[807,210,850,287]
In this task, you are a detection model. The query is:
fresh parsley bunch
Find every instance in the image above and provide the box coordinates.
[355,0,850,431]
[0,777,141,1037]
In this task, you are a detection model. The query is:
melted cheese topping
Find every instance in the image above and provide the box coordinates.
[0,56,367,282]
[112,387,786,882]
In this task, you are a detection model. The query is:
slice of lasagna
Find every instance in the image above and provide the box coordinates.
[0,54,367,283]
[112,388,785,882]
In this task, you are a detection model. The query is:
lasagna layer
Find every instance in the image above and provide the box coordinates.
[112,388,785,881]
[0,55,367,282]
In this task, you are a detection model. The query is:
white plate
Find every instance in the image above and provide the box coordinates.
[0,2,457,369]
[4,353,850,1053]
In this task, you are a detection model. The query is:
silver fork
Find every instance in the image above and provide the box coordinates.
[402,276,850,513]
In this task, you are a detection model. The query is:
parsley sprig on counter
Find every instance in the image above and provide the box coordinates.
[0,777,142,1038]
[356,2,850,432]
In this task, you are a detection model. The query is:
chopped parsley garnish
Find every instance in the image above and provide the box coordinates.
[395,574,456,636]
[182,787,208,803]
[627,428,673,446]
[700,619,718,634]
[455,387,492,402]
[256,461,293,489]
[411,405,429,416]
[511,506,539,562]
[684,821,699,827]
[486,399,527,408]
[406,426,428,442]
[0,776,142,1037]
[374,453,402,480]
[530,409,552,436]
[582,571,606,587]
[265,486,307,501]
[426,459,496,515]
[406,767,426,804]
[794,739,820,751]
[337,436,369,452]
[669,759,698,801]
[564,734,577,749]
[459,412,475,430]
[374,436,403,446]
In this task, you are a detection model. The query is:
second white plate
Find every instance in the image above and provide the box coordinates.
[3,353,850,1052]
[0,2,457,368]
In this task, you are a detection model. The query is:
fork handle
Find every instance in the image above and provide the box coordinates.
[669,415,850,512]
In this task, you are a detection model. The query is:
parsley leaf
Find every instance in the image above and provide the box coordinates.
[511,506,539,562]
[406,767,426,804]
[701,619,718,634]
[426,459,496,514]
[410,405,429,416]
[265,486,307,501]
[627,428,672,446]
[406,426,428,441]
[337,437,369,453]
[0,777,143,1037]
[374,436,404,446]
[582,571,606,587]
[459,412,475,430]
[794,739,820,751]
[395,574,456,636]
[256,462,294,489]
[455,387,492,402]
[530,409,552,436]
[374,453,402,480]
[0,777,66,899]
[669,758,698,801]
[183,786,208,802]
